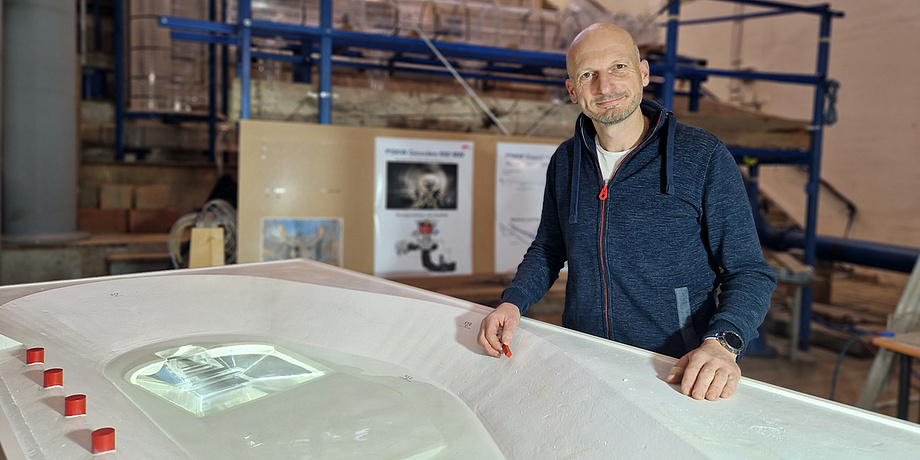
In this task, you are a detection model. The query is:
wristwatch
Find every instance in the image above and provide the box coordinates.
[709,331,744,356]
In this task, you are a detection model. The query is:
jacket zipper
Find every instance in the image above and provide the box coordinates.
[598,183,611,338]
[595,112,665,340]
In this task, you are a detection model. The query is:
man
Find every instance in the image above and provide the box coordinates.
[477,23,776,401]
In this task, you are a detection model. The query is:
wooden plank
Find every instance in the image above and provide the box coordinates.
[105,252,171,263]
[873,333,920,360]
[768,251,814,276]
[73,233,170,246]
[188,228,225,268]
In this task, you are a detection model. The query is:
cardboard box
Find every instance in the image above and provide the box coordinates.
[78,208,128,233]
[128,208,177,234]
[134,185,169,210]
[99,184,134,210]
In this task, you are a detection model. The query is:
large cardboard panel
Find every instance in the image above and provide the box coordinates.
[238,120,562,275]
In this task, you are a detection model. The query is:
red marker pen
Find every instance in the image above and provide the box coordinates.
[501,344,512,358]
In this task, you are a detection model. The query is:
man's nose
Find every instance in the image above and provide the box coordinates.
[596,71,617,94]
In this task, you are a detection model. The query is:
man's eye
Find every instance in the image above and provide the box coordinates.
[614,64,626,70]
[581,72,593,80]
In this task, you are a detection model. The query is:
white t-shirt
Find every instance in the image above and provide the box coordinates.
[595,134,631,182]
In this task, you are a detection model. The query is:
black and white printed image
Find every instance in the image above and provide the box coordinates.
[386,162,458,210]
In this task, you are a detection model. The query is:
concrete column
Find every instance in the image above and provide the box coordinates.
[2,0,84,243]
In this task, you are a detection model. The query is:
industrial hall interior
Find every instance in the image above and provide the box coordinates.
[0,0,918,458]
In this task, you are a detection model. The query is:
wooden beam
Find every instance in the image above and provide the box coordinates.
[189,227,225,268]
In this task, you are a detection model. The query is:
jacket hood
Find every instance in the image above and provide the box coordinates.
[569,99,675,224]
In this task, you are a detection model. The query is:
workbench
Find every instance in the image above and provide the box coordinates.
[872,331,920,422]
[0,260,917,459]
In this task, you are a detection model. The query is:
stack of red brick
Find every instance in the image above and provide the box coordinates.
[78,185,177,233]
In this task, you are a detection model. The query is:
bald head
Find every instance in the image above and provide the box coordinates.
[566,23,641,80]
[563,22,650,130]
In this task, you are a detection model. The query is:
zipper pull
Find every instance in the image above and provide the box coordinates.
[598,185,608,201]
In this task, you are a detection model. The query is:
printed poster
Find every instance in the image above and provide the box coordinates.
[494,142,557,274]
[261,217,343,266]
[374,137,473,277]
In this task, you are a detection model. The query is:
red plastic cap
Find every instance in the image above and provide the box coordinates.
[65,394,86,417]
[26,347,44,364]
[92,427,115,454]
[43,368,63,388]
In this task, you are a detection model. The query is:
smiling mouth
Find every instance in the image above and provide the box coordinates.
[595,96,626,108]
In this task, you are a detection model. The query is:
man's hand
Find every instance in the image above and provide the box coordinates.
[666,339,741,400]
[477,302,521,357]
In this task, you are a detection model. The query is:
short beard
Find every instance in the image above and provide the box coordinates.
[583,96,640,126]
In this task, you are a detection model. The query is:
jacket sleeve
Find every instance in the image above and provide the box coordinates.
[500,149,569,315]
[701,143,777,351]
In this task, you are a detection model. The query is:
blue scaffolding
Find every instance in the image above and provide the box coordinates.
[659,0,844,352]
[116,0,845,351]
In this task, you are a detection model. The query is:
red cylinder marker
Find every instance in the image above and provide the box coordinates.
[26,347,44,364]
[92,427,115,453]
[43,368,63,388]
[65,394,86,416]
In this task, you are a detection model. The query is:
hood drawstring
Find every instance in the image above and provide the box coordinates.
[568,116,585,224]
[661,113,676,195]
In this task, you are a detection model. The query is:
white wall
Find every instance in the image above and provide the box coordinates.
[596,0,920,250]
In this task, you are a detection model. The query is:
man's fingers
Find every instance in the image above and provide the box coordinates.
[477,303,521,358]
[689,366,716,400]
[669,341,743,401]
[500,317,518,346]
[705,369,730,401]
[679,361,702,397]
[478,316,503,357]
[666,356,688,383]
[666,366,684,383]
[720,373,739,399]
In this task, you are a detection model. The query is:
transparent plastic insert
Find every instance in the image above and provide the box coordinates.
[129,344,327,417]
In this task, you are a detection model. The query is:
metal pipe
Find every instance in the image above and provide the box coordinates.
[797,5,835,349]
[319,0,333,124]
[1,0,84,242]
[208,0,217,162]
[676,9,805,26]
[80,0,87,65]
[756,218,920,274]
[114,0,125,160]
[709,0,844,16]
[239,0,252,120]
[661,0,680,110]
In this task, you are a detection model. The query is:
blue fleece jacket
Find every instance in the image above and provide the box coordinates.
[501,99,776,358]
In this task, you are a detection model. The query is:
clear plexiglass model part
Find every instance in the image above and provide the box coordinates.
[129,344,326,417]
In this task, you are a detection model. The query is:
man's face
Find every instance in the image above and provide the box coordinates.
[565,30,650,126]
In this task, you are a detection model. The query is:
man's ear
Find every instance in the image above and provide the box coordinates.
[640,60,651,87]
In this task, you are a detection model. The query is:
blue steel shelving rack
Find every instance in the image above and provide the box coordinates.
[660,0,843,352]
[113,0,229,163]
[124,0,842,351]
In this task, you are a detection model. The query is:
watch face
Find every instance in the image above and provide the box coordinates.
[724,332,743,349]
